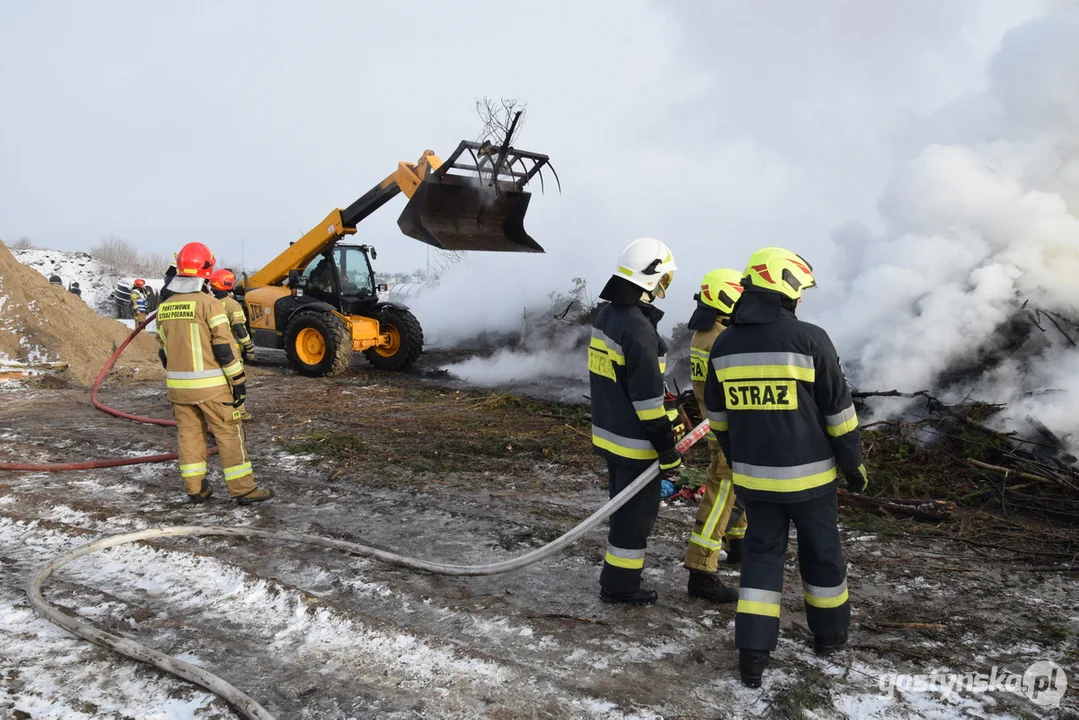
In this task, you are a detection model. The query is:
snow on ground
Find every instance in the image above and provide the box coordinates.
[119,318,157,333]
[12,248,164,317]
[0,494,1068,719]
[0,379,1073,718]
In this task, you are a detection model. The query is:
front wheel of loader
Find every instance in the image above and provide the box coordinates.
[284,311,352,377]
[363,307,423,371]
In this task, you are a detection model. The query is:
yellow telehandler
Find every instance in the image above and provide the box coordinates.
[239,139,556,377]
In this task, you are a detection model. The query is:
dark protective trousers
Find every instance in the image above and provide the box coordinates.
[735,492,850,651]
[599,461,662,594]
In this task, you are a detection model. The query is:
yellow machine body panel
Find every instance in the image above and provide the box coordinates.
[244,285,386,349]
[243,286,289,332]
[347,315,386,351]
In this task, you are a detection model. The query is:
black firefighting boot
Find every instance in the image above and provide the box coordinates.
[600,587,659,605]
[187,479,213,504]
[235,487,275,506]
[687,571,738,603]
[739,649,770,688]
[724,539,743,565]
[813,629,848,656]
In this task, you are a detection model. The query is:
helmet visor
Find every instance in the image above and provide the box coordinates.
[655,271,674,299]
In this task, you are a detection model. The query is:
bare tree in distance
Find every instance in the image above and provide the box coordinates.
[7,236,35,250]
[90,235,171,277]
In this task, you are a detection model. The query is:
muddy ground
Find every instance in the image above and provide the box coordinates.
[1,349,1077,719]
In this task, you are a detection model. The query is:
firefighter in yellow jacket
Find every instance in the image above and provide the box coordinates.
[210,269,255,420]
[684,268,748,603]
[130,279,149,325]
[156,242,274,505]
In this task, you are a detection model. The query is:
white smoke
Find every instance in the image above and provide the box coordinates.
[404,2,1079,438]
[825,6,1079,443]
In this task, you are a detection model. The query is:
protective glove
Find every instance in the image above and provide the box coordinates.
[231,381,247,408]
[847,464,869,493]
[658,447,683,479]
[241,345,256,363]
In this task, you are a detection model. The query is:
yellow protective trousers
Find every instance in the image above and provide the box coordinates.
[684,438,748,572]
[172,400,255,497]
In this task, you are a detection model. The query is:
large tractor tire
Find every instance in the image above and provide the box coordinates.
[363,307,423,371]
[284,311,353,377]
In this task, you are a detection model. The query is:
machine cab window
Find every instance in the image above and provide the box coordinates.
[300,246,375,297]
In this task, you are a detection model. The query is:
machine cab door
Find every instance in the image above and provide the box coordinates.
[298,246,377,312]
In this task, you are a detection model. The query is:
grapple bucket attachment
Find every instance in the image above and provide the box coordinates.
[398,175,540,252]
[397,140,558,254]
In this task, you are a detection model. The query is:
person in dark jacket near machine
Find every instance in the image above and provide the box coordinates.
[703,246,867,687]
[589,237,680,605]
[160,254,178,302]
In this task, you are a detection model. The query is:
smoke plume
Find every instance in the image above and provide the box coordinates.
[825,6,1079,443]
[412,4,1079,449]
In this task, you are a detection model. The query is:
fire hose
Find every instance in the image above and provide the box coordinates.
[7,315,713,719]
[0,311,220,472]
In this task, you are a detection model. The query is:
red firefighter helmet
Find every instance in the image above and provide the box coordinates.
[210,269,236,292]
[175,242,216,279]
[133,278,146,288]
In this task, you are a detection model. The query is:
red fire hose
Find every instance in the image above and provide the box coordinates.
[0,312,218,472]
[90,311,176,427]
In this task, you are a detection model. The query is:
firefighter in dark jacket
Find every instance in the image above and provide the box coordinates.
[589,237,680,605]
[703,247,867,687]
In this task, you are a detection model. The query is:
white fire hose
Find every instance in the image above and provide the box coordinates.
[26,421,711,720]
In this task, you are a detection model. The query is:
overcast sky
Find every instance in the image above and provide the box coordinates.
[0,0,1046,328]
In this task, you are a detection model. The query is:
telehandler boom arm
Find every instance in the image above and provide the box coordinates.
[244,142,555,291]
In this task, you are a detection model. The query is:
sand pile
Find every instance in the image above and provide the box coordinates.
[0,241,163,385]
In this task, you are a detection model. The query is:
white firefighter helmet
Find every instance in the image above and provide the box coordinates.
[613,238,677,299]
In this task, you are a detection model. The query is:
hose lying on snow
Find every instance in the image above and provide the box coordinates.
[27,422,711,720]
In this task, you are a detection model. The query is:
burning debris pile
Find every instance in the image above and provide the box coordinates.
[436,278,600,397]
[827,6,1079,454]
[848,390,1079,567]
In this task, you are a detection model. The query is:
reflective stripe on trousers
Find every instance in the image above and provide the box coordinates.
[737,587,782,618]
[179,461,206,478]
[223,462,253,482]
[605,544,645,570]
[803,579,848,608]
[690,472,734,550]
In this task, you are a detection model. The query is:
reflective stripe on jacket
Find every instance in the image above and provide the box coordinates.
[130,288,148,313]
[703,290,862,503]
[589,302,675,466]
[221,294,254,353]
[156,290,243,404]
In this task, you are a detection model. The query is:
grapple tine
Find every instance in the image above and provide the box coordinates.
[547,162,562,194]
